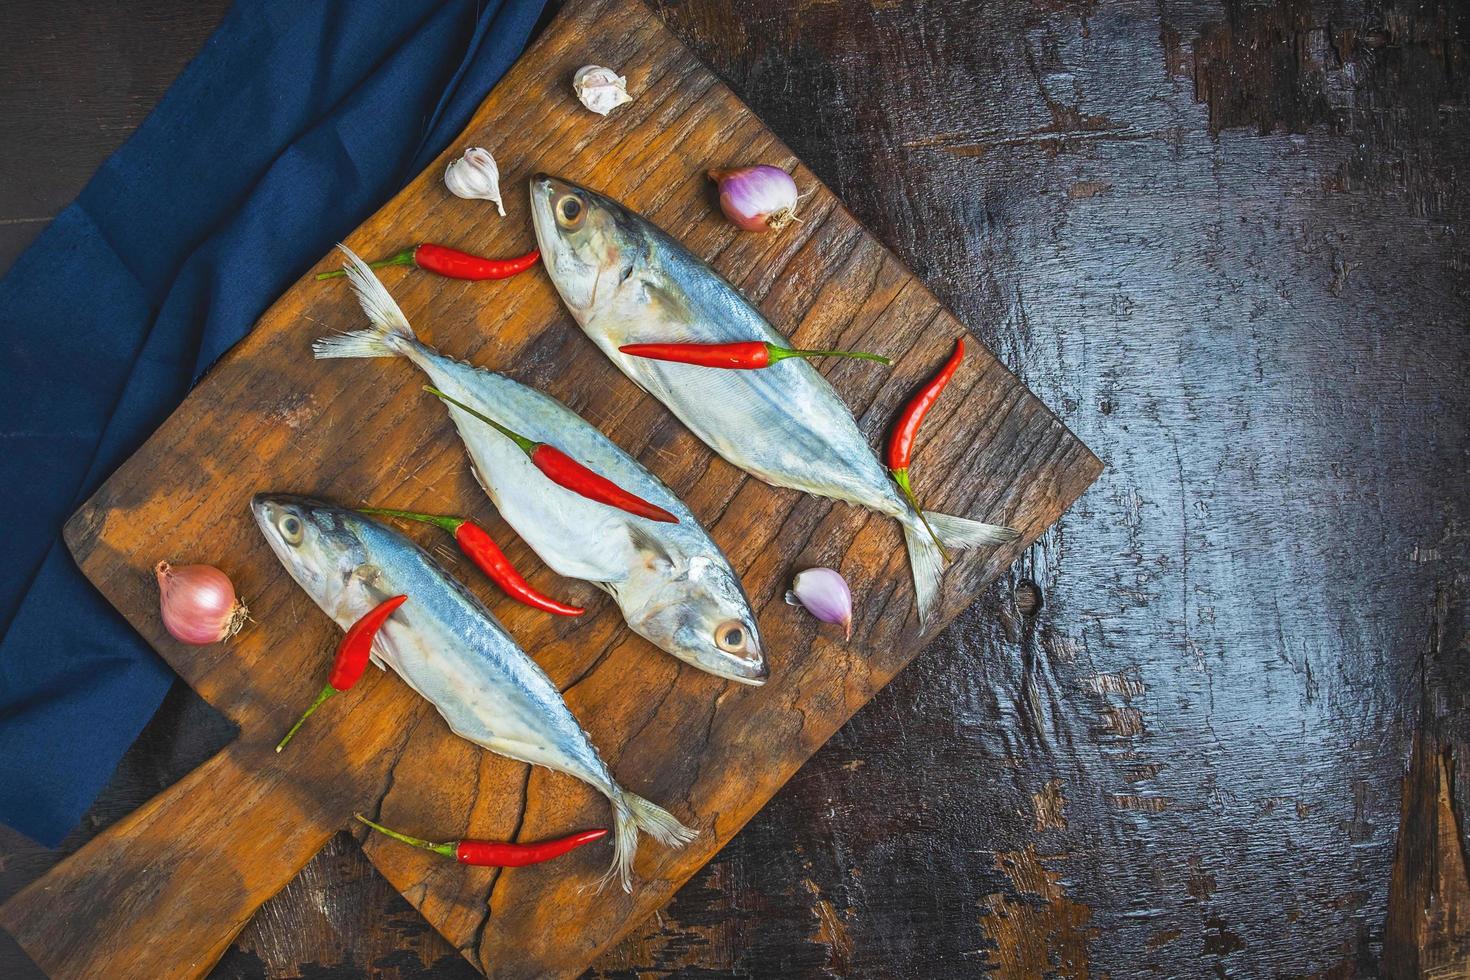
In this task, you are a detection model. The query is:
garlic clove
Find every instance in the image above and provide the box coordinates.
[573,65,633,116]
[444,146,505,216]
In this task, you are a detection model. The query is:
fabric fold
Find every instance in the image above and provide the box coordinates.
[0,0,546,846]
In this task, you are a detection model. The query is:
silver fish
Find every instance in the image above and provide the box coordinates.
[529,175,1019,624]
[313,247,766,685]
[252,493,695,891]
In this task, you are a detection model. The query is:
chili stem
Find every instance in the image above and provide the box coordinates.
[775,347,891,365]
[354,813,456,858]
[275,685,334,753]
[316,248,416,279]
[423,386,538,455]
[358,507,462,535]
[893,468,950,563]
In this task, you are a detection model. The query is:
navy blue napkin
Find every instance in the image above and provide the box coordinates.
[0,0,547,846]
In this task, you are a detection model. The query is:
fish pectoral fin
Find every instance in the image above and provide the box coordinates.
[349,563,394,601]
[467,459,498,507]
[354,567,406,666]
[627,525,675,573]
[368,634,391,671]
[640,277,706,332]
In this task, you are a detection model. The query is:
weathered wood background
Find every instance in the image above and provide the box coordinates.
[0,0,1098,973]
[2,0,1468,977]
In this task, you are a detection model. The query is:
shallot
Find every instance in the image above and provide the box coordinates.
[155,560,248,645]
[786,567,853,639]
[708,165,800,232]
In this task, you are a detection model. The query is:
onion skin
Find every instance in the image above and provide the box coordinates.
[709,166,799,232]
[155,560,248,645]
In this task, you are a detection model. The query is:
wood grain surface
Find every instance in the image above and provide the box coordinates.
[0,0,1099,976]
[3,0,1468,976]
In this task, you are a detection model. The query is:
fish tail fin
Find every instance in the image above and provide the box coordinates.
[926,510,1021,550]
[902,511,1020,624]
[598,788,697,894]
[311,244,417,360]
[901,520,947,626]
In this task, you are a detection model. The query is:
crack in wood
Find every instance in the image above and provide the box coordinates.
[465,765,535,968]
[366,710,430,824]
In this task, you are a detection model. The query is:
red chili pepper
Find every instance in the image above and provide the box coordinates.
[276,594,408,752]
[423,386,679,524]
[358,508,583,617]
[887,338,965,562]
[316,244,540,281]
[618,340,889,370]
[354,814,608,867]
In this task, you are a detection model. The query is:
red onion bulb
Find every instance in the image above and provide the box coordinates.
[155,560,248,645]
[785,567,853,640]
[709,166,800,232]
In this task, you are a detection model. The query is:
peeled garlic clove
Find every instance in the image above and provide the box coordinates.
[786,567,853,640]
[573,65,633,116]
[444,146,505,216]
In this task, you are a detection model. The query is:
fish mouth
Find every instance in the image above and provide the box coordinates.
[530,172,575,197]
[529,173,569,220]
[250,492,284,529]
[251,492,316,526]
[528,174,579,231]
[527,175,561,265]
[708,642,768,686]
[721,654,769,686]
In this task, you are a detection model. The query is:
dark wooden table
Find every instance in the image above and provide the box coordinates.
[3,0,1467,976]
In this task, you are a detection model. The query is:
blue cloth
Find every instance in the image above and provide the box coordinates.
[0,0,546,846]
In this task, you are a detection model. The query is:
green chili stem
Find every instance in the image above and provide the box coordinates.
[892,468,950,563]
[357,507,463,535]
[275,685,335,753]
[423,386,538,456]
[315,247,417,279]
[354,813,457,858]
[772,347,891,365]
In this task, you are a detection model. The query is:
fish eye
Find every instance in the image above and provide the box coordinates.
[279,513,304,545]
[714,621,746,653]
[557,194,584,228]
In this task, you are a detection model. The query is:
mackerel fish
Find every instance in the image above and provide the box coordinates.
[252,493,695,891]
[529,175,1020,624]
[313,247,765,685]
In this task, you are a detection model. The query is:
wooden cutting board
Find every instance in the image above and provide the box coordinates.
[0,0,1101,975]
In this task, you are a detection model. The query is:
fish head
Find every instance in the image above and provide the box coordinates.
[529,174,648,320]
[252,493,378,623]
[622,539,768,686]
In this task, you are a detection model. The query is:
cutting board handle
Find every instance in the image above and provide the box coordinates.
[0,738,347,980]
